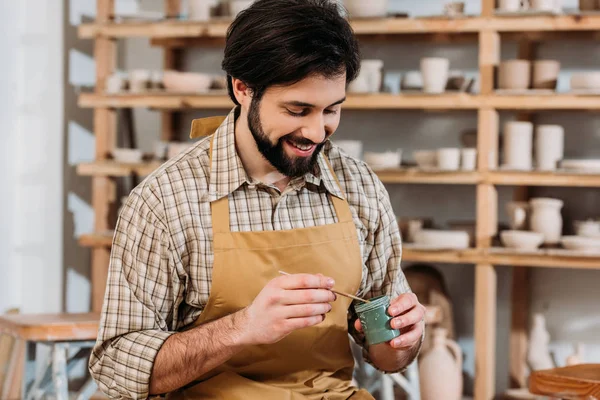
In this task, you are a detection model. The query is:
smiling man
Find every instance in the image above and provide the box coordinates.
[89,0,424,399]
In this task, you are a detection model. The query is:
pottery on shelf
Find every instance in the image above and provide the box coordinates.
[437,148,461,171]
[498,0,525,11]
[574,220,600,237]
[112,148,143,163]
[561,235,600,252]
[398,217,433,243]
[413,150,437,169]
[443,2,465,17]
[401,71,423,91]
[163,70,213,93]
[566,343,585,366]
[106,73,127,94]
[532,60,560,90]
[419,328,463,400]
[560,158,600,172]
[535,124,564,171]
[448,220,476,247]
[570,71,600,91]
[348,59,384,94]
[334,140,363,160]
[129,69,151,93]
[344,0,388,18]
[506,201,530,230]
[414,229,470,249]
[530,197,564,245]
[153,141,169,161]
[363,150,402,169]
[503,121,534,170]
[421,57,450,94]
[531,0,561,12]
[500,230,544,251]
[498,60,531,90]
[461,148,477,171]
[188,0,219,21]
[527,313,555,371]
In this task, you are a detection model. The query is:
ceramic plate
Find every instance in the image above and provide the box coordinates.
[560,159,600,172]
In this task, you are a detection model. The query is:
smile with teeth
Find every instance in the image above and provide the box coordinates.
[287,139,314,151]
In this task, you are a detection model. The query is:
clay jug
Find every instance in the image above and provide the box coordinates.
[419,328,463,400]
[527,313,555,371]
[529,198,564,245]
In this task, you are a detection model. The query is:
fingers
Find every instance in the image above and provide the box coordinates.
[276,273,335,290]
[283,303,332,319]
[278,288,336,305]
[388,293,418,316]
[390,323,424,349]
[390,304,425,330]
[354,318,363,333]
[285,315,326,330]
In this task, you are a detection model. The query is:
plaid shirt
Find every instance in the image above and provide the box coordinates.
[89,107,411,399]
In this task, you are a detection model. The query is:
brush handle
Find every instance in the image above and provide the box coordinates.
[278,271,369,303]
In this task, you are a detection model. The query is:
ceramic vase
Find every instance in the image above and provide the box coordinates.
[566,343,584,366]
[421,58,450,94]
[506,201,530,230]
[535,124,564,171]
[503,121,534,170]
[530,197,564,244]
[498,60,531,90]
[532,60,560,90]
[419,328,463,400]
[527,313,555,371]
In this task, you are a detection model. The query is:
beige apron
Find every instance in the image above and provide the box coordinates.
[168,120,374,400]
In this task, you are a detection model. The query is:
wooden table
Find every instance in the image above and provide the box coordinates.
[529,364,600,399]
[0,313,100,400]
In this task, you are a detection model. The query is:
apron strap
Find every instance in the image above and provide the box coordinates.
[322,156,354,224]
[209,135,231,234]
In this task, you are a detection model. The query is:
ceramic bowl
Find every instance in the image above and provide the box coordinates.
[414,229,470,249]
[344,0,388,18]
[334,140,363,159]
[448,220,476,247]
[561,159,600,172]
[364,150,402,169]
[561,235,600,252]
[500,230,544,250]
[112,148,143,163]
[413,150,437,169]
[163,70,212,93]
[574,220,600,237]
[570,72,600,90]
[400,71,423,91]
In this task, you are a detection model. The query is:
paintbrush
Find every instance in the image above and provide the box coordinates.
[278,271,370,303]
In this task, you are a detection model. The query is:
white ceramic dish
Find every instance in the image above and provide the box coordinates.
[500,230,544,250]
[364,150,402,169]
[334,140,363,160]
[112,148,143,163]
[414,229,470,249]
[560,159,600,172]
[163,70,212,93]
[570,71,600,90]
[344,0,388,18]
[561,235,600,252]
[413,150,437,169]
[574,220,600,237]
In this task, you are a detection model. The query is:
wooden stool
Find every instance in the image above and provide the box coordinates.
[0,313,100,400]
[529,364,600,399]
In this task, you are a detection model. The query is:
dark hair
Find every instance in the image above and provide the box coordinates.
[222,0,361,105]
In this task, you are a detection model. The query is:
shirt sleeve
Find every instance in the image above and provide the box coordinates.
[348,178,422,374]
[89,190,184,399]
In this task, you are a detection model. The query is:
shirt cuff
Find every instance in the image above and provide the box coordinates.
[93,330,174,399]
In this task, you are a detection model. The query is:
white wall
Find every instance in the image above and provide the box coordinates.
[0,0,64,314]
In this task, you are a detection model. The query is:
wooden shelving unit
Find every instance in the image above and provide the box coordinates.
[79,2,600,399]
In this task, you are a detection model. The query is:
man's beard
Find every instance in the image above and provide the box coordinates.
[247,98,325,178]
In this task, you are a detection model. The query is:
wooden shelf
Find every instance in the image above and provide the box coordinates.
[79,232,114,247]
[402,247,481,264]
[377,169,480,184]
[488,94,600,110]
[486,248,600,270]
[77,160,163,176]
[78,15,600,40]
[78,92,483,110]
[486,170,600,187]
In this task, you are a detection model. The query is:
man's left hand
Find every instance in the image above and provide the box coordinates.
[354,293,425,349]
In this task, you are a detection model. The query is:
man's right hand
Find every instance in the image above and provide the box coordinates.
[238,273,337,346]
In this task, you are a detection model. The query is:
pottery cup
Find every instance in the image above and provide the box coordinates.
[503,121,533,170]
[461,148,477,171]
[498,0,524,11]
[498,60,531,90]
[532,60,560,90]
[531,0,558,11]
[535,124,564,171]
[420,57,450,94]
[437,148,461,171]
[355,295,400,346]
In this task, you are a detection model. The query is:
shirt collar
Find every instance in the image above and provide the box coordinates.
[207,107,345,201]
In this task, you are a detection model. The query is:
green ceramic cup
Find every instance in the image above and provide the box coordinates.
[355,295,400,346]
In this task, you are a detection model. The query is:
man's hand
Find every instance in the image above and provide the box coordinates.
[239,273,337,346]
[354,292,425,350]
